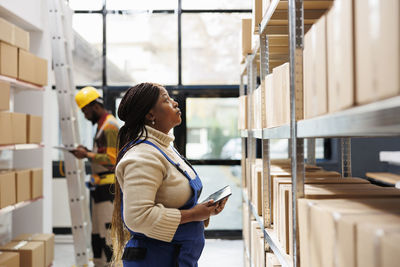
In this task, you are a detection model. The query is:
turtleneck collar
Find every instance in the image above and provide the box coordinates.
[144,125,175,147]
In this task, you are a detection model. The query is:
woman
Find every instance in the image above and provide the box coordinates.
[112,82,228,267]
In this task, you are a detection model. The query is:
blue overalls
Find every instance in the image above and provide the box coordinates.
[120,140,205,267]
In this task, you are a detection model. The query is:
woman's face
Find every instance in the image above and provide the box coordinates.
[149,87,181,133]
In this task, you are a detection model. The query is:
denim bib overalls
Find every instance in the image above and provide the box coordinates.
[120,140,205,267]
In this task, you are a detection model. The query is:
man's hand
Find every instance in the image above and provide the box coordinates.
[72,146,88,159]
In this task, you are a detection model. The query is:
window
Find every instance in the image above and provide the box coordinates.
[186,97,240,159]
[182,13,242,85]
[194,165,242,230]
[182,0,251,10]
[72,14,103,85]
[106,14,178,85]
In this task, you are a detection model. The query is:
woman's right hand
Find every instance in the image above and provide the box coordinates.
[180,200,216,224]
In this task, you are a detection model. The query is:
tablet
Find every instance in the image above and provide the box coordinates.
[201,185,232,204]
[53,146,75,153]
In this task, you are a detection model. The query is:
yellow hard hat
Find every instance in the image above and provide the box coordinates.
[75,86,101,109]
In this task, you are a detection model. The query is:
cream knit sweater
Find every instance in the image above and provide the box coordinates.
[115,126,197,242]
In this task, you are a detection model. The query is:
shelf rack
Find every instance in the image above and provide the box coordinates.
[238,1,380,267]
[0,75,45,93]
[0,197,43,217]
[0,144,44,151]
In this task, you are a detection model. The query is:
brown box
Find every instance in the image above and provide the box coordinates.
[238,95,248,130]
[35,57,48,86]
[304,15,328,119]
[0,18,14,45]
[337,213,400,267]
[298,198,400,267]
[252,0,263,34]
[0,241,44,267]
[355,0,400,105]
[283,184,400,260]
[0,171,16,208]
[27,115,42,144]
[14,233,55,267]
[0,81,10,111]
[18,49,35,84]
[327,0,355,112]
[30,169,43,199]
[13,25,29,51]
[15,169,30,203]
[272,63,290,126]
[0,251,19,267]
[0,112,13,145]
[380,230,400,267]
[0,42,18,78]
[11,113,27,144]
[265,73,275,128]
[242,18,252,56]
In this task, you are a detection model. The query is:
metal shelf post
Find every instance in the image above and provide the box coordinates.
[288,1,305,267]
[306,138,316,165]
[341,138,352,177]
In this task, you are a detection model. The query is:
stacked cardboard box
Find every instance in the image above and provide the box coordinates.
[0,17,47,86]
[0,80,10,111]
[30,169,43,199]
[0,241,44,267]
[303,15,328,119]
[298,198,400,267]
[272,63,290,126]
[0,171,16,208]
[241,18,252,60]
[14,233,54,267]
[27,115,42,144]
[252,0,263,34]
[238,95,248,130]
[0,112,41,145]
[0,251,19,267]
[250,221,265,267]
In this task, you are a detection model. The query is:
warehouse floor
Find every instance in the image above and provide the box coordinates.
[54,235,244,267]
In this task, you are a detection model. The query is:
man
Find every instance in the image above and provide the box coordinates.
[73,86,119,266]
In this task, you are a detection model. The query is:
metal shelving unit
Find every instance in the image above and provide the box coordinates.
[241,1,400,267]
[0,144,44,151]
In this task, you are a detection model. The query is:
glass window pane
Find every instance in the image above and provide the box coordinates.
[72,14,103,85]
[194,165,242,230]
[186,98,240,160]
[183,0,251,10]
[107,0,176,10]
[182,14,242,85]
[107,14,178,85]
[68,0,103,10]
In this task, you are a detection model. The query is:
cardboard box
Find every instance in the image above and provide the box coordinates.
[355,0,400,104]
[15,169,31,203]
[381,231,400,267]
[265,73,275,128]
[298,198,400,267]
[0,42,18,78]
[272,63,290,126]
[242,19,252,56]
[266,252,281,267]
[0,112,13,145]
[11,113,27,144]
[0,171,16,208]
[283,184,400,261]
[238,95,247,130]
[27,115,42,144]
[18,50,47,86]
[14,233,55,267]
[327,0,355,112]
[252,0,263,34]
[18,49,35,84]
[0,18,14,45]
[304,15,328,119]
[0,251,19,267]
[13,25,29,51]
[0,241,44,267]
[251,165,263,216]
[337,213,400,267]
[30,169,43,199]
[0,81,10,111]
[35,57,48,86]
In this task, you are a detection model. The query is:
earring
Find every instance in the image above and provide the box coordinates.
[152,120,155,125]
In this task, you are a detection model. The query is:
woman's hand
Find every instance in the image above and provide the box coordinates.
[180,197,229,224]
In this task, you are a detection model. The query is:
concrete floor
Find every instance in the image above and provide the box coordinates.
[54,235,244,267]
